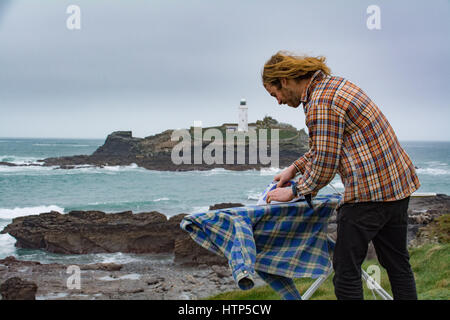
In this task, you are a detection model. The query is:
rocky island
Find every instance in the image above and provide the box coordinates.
[38,117,310,171]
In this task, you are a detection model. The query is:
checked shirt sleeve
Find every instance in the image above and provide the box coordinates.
[292,149,312,174]
[296,103,345,196]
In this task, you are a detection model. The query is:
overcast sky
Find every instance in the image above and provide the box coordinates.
[0,0,449,140]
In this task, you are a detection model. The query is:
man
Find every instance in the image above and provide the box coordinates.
[262,51,420,300]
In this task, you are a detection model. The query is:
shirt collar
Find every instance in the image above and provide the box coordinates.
[300,70,326,106]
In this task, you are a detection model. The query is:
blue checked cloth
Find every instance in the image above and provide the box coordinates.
[180,194,341,299]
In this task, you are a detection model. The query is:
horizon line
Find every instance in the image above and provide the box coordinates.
[1,136,450,143]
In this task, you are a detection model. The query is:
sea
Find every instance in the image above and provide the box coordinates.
[0,138,449,264]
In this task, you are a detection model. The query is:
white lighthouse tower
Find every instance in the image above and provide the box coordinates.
[238,98,248,132]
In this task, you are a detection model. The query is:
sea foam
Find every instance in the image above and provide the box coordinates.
[259,167,284,176]
[247,192,261,201]
[102,163,140,172]
[0,205,65,220]
[153,197,170,202]
[0,155,42,165]
[0,163,144,175]
[416,167,450,176]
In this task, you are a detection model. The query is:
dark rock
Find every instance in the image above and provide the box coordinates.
[405,195,450,243]
[0,208,227,266]
[92,131,143,158]
[209,203,245,210]
[170,210,227,267]
[79,263,123,271]
[0,256,41,266]
[408,194,450,214]
[410,213,450,246]
[173,236,228,267]
[0,162,42,168]
[146,276,164,286]
[0,277,38,300]
[0,161,18,167]
[211,265,230,278]
[58,165,75,169]
[1,210,184,255]
[407,224,421,244]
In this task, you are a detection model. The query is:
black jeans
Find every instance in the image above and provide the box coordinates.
[332,197,418,300]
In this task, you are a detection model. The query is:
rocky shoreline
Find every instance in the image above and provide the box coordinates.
[0,195,448,300]
[0,255,266,300]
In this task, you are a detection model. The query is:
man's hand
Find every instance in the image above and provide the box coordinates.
[266,187,294,204]
[274,164,297,188]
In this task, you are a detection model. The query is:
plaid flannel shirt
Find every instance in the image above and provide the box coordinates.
[180,194,341,300]
[293,71,420,206]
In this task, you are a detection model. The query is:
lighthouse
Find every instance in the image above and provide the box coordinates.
[238,98,248,132]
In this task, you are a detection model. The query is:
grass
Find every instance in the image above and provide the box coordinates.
[420,214,450,244]
[208,243,450,300]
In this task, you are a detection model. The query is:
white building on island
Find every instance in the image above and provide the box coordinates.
[223,98,256,133]
[238,98,248,132]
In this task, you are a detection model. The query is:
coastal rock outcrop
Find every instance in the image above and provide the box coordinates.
[406,194,450,243]
[209,203,245,210]
[0,209,228,266]
[169,213,228,266]
[1,210,182,254]
[0,277,38,300]
[38,118,310,171]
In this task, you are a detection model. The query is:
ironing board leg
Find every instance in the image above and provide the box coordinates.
[301,264,393,300]
[301,268,334,300]
[361,269,393,300]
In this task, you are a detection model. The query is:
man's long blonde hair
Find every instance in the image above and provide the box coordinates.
[262,51,331,89]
